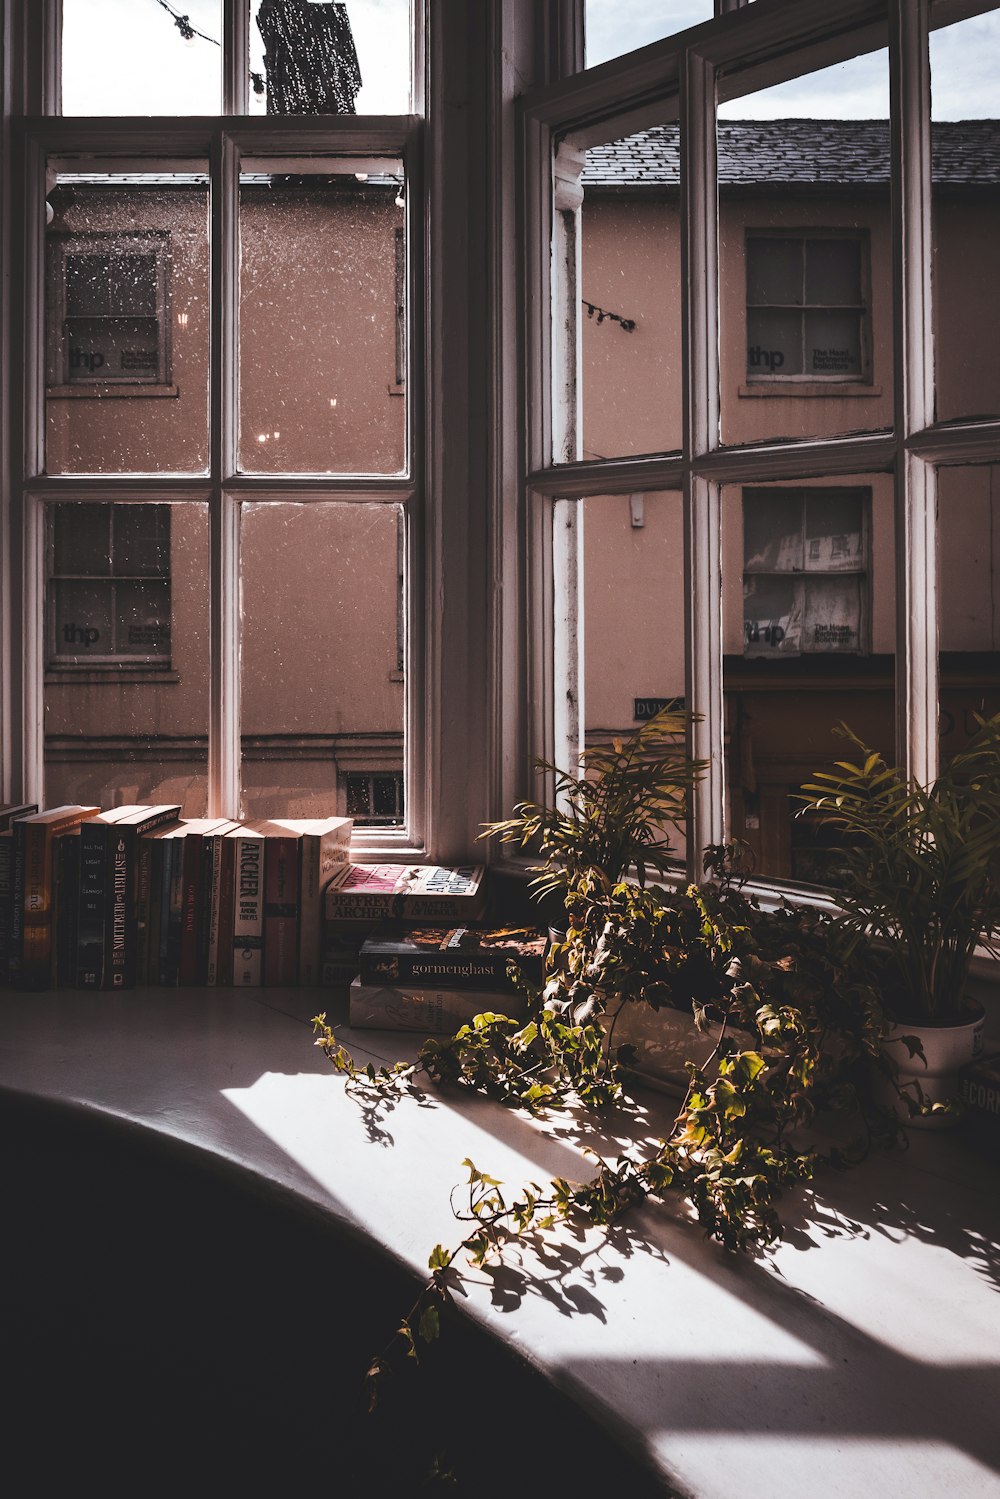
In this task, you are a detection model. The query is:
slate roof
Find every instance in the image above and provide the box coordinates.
[583,119,1000,187]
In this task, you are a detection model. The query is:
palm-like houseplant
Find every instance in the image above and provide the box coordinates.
[798,715,1000,1119]
[481,703,705,907]
[799,715,1000,1023]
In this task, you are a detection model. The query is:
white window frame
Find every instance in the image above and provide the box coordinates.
[519,0,1000,890]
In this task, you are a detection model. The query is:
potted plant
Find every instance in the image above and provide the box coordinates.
[480,703,705,935]
[799,716,1000,1124]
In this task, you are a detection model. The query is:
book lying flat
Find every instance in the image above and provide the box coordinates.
[348,975,526,1033]
[358,922,547,991]
[325,864,487,923]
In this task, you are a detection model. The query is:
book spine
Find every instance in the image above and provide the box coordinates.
[205,833,226,985]
[105,830,129,990]
[162,839,187,986]
[263,836,299,987]
[0,833,13,985]
[324,890,402,922]
[348,982,522,1033]
[399,894,486,921]
[76,824,106,988]
[298,837,321,987]
[232,835,265,986]
[215,837,237,987]
[15,822,49,989]
[145,839,165,986]
[358,949,534,990]
[53,832,80,989]
[8,822,29,986]
[135,833,155,988]
[178,833,205,986]
[193,834,216,984]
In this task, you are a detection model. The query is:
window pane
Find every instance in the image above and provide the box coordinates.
[719,45,890,441]
[44,504,210,818]
[805,238,862,306]
[46,170,210,475]
[803,308,862,379]
[241,503,405,820]
[723,476,894,885]
[931,3,1000,423]
[746,238,803,306]
[577,116,682,461]
[62,0,222,116]
[249,0,412,116]
[583,492,687,866]
[239,162,406,474]
[939,463,1000,762]
[584,1,711,68]
[114,507,171,578]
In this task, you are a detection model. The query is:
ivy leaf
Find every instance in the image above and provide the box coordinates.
[418,1304,441,1343]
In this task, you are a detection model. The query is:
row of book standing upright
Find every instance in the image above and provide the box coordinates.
[0,801,355,992]
[0,801,547,1026]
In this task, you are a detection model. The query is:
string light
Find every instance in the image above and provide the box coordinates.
[583,299,637,332]
[152,0,266,95]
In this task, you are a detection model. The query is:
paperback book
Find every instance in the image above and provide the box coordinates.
[358,922,547,991]
[325,863,487,924]
[348,975,525,1033]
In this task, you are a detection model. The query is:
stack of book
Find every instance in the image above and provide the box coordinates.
[321,862,490,987]
[0,803,353,992]
[347,918,549,1032]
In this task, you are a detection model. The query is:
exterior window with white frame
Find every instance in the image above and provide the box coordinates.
[47,232,170,390]
[47,504,172,667]
[745,232,870,383]
[742,488,869,658]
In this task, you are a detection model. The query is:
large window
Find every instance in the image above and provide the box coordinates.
[524,0,1000,892]
[9,1,421,840]
[5,1,1000,886]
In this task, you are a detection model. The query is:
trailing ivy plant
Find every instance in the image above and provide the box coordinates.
[312,845,893,1402]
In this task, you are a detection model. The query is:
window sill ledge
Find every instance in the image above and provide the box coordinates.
[739,382,881,398]
[45,668,179,685]
[46,384,180,400]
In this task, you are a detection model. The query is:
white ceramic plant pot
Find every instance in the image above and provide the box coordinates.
[612,1000,754,1095]
[881,1005,986,1129]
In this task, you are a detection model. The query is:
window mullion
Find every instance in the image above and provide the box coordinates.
[682,46,724,874]
[890,0,936,788]
[223,0,249,117]
[551,144,585,780]
[209,129,240,817]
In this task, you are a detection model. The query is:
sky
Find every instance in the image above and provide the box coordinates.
[585,1,999,119]
[59,1,997,121]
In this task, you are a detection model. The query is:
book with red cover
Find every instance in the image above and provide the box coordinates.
[15,804,100,990]
[264,817,353,987]
[256,823,301,987]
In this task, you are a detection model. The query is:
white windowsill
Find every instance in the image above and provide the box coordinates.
[739,382,881,398]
